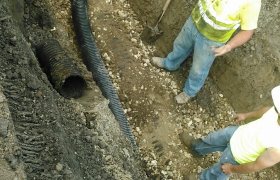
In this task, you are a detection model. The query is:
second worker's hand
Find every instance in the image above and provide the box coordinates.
[233,113,247,122]
[221,163,234,175]
[212,44,232,57]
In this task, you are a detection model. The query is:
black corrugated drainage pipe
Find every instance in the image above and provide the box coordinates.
[36,39,87,99]
[71,0,137,148]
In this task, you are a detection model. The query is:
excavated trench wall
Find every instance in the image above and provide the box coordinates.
[1,0,147,179]
[129,0,280,111]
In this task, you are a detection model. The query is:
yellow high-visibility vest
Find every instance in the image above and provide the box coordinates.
[191,0,261,43]
[230,108,280,164]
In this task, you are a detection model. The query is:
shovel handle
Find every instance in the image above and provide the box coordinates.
[163,0,172,12]
[156,0,172,24]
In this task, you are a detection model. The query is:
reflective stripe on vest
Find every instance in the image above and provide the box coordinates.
[191,0,240,42]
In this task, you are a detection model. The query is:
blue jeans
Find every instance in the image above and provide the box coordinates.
[163,17,224,97]
[193,126,239,180]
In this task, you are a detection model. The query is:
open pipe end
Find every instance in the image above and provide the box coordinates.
[61,75,87,99]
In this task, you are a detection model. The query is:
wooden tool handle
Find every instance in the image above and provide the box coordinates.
[157,0,172,24]
[163,0,172,12]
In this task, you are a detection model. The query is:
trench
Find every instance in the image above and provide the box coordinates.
[128,0,280,112]
[1,0,280,179]
[82,0,280,179]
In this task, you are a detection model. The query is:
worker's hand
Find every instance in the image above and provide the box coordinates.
[212,44,232,57]
[234,113,247,122]
[221,163,234,175]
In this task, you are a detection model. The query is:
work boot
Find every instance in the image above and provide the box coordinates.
[179,131,203,158]
[175,92,191,104]
[151,57,165,68]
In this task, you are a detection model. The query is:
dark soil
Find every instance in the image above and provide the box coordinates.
[0,0,146,179]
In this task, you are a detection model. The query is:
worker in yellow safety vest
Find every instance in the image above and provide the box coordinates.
[180,85,280,179]
[152,0,261,104]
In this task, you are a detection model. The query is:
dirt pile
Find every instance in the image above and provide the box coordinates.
[0,0,146,179]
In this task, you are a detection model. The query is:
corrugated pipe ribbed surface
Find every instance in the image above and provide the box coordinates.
[71,0,137,148]
[36,39,87,99]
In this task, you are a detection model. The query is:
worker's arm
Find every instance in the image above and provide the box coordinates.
[213,30,254,57]
[234,106,271,122]
[222,148,280,174]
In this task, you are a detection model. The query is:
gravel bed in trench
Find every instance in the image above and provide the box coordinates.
[82,1,279,179]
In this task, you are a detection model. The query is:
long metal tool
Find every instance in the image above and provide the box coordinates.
[141,0,172,44]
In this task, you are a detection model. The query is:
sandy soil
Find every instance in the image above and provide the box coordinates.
[0,0,280,180]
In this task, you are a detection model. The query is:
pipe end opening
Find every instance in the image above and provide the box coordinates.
[61,75,87,99]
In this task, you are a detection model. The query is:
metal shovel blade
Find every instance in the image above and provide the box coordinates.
[141,25,163,44]
[141,0,172,44]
